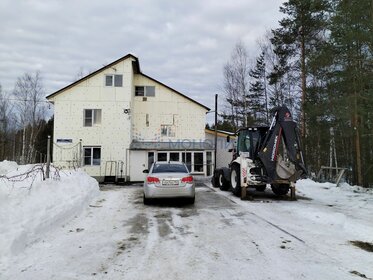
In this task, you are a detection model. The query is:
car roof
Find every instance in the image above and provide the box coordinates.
[153,161,184,165]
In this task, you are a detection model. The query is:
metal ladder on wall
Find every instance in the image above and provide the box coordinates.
[103,160,126,184]
[117,161,125,185]
[104,161,117,184]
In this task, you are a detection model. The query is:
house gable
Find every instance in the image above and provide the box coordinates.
[132,74,208,141]
[46,53,209,112]
[46,54,139,102]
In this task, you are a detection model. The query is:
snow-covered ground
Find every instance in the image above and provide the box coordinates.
[0,161,99,274]
[0,161,372,280]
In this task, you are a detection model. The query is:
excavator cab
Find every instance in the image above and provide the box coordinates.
[236,127,269,160]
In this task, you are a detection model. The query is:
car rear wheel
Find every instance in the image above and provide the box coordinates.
[186,196,195,204]
[143,194,151,205]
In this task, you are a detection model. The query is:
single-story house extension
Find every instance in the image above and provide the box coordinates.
[205,128,236,170]
[47,54,214,182]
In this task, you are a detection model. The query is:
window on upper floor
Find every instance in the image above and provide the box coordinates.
[135,86,155,97]
[161,125,175,137]
[84,109,102,127]
[84,146,101,166]
[105,74,123,87]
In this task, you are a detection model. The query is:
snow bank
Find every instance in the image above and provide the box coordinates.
[0,162,99,262]
[0,160,18,175]
[297,178,373,194]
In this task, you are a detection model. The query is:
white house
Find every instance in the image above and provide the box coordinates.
[47,54,213,182]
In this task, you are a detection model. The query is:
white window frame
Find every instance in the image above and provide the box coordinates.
[105,74,123,87]
[83,109,102,127]
[83,146,101,166]
[153,151,206,174]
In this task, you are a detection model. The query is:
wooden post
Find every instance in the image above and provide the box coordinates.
[241,185,247,200]
[290,182,296,200]
[46,135,51,179]
[79,139,82,167]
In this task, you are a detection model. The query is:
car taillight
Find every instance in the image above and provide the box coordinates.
[147,176,160,183]
[181,176,193,183]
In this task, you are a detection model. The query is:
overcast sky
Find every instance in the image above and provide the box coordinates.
[0,0,284,119]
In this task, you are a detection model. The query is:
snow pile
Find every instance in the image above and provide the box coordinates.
[338,182,373,194]
[297,178,373,194]
[0,161,100,262]
[296,178,373,240]
[0,160,18,175]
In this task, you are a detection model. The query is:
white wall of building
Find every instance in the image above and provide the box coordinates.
[49,58,135,177]
[48,55,210,182]
[132,75,207,141]
[205,130,235,169]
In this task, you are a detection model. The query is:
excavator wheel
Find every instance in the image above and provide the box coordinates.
[271,183,290,196]
[218,170,230,191]
[211,172,219,188]
[230,164,241,197]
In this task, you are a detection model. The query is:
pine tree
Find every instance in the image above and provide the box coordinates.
[249,52,269,125]
[271,0,332,171]
[327,0,373,186]
[271,0,331,130]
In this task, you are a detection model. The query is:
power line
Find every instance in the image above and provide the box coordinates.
[1,97,51,103]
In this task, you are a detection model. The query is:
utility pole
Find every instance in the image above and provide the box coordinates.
[299,25,306,141]
[214,94,218,171]
[263,65,269,124]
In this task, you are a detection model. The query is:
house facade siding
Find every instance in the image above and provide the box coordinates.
[132,74,206,141]
[47,54,212,182]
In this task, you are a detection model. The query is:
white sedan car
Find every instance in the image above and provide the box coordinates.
[143,161,195,204]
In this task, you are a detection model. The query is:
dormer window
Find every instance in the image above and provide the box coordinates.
[105,74,123,87]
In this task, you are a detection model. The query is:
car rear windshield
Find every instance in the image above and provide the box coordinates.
[152,164,188,173]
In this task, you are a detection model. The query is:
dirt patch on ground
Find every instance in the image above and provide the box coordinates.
[296,195,313,201]
[177,208,199,218]
[127,213,149,235]
[242,189,312,202]
[154,210,172,237]
[349,270,372,279]
[350,240,373,252]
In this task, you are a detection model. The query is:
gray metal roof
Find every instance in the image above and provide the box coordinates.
[130,140,214,151]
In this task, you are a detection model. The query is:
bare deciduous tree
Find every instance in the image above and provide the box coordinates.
[257,32,300,117]
[0,84,14,160]
[222,41,252,129]
[13,71,46,163]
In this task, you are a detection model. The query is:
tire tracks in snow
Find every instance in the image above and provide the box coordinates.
[207,184,364,279]
[208,185,306,244]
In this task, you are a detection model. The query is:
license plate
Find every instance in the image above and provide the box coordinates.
[162,179,179,186]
